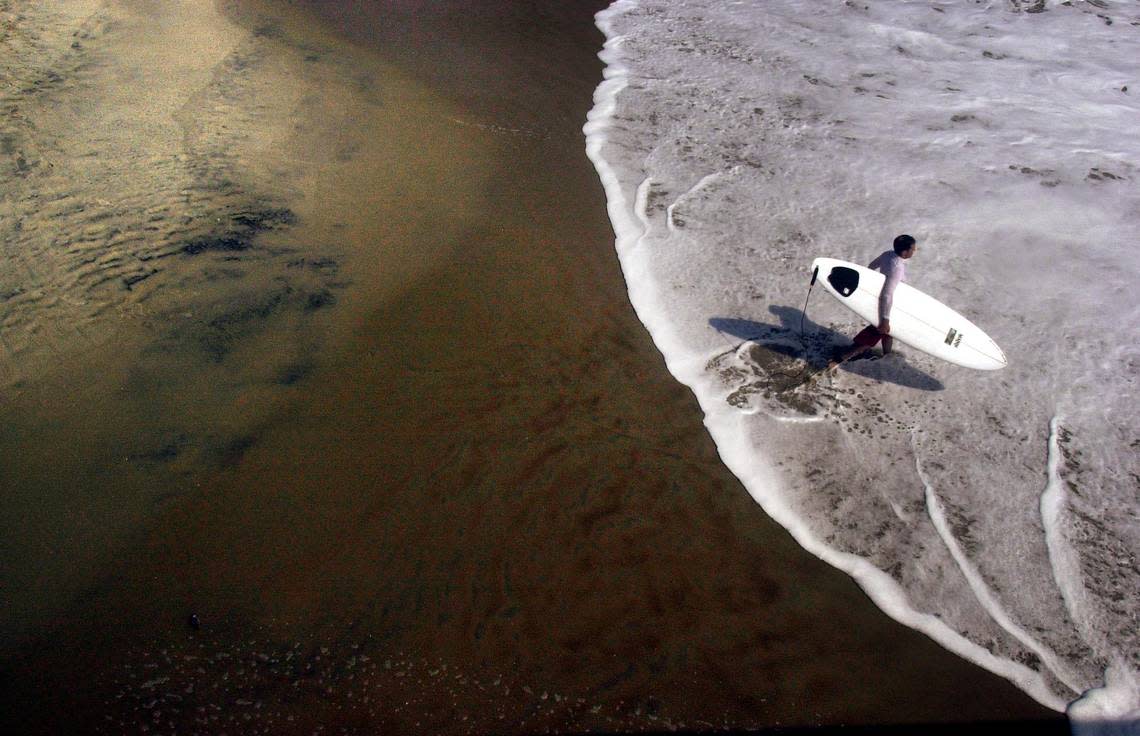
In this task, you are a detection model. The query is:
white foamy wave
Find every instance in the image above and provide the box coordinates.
[586,0,1139,721]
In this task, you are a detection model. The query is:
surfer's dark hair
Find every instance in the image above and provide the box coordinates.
[893,234,916,255]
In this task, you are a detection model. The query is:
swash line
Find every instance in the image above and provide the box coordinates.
[912,430,1085,698]
[664,168,734,235]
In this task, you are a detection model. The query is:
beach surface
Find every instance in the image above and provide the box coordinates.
[0,0,1065,732]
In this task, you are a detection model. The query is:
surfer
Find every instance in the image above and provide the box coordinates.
[828,234,917,370]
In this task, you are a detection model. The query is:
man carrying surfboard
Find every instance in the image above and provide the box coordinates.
[828,234,917,370]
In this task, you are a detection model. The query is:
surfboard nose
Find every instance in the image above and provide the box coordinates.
[994,343,1009,369]
[974,334,1008,370]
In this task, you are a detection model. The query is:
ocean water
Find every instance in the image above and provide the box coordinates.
[586,0,1138,723]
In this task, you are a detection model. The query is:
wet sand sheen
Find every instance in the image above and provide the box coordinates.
[0,0,1065,732]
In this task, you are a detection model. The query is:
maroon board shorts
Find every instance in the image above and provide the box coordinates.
[853,325,884,348]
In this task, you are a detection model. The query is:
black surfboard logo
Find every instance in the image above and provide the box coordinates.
[827,266,859,297]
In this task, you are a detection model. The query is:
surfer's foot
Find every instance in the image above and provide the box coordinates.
[826,359,840,372]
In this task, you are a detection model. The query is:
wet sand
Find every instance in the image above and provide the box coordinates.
[0,0,1066,732]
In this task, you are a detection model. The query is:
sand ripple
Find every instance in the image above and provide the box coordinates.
[0,0,344,386]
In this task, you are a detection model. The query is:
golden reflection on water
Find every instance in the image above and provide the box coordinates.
[1,0,492,647]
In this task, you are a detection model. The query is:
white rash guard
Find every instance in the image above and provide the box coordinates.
[868,250,906,323]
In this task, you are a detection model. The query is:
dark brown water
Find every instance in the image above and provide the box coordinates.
[0,1,1063,732]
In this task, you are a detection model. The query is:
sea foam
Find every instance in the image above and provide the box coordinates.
[586,0,1139,722]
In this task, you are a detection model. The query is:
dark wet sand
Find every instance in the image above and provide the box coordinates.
[1,0,1066,733]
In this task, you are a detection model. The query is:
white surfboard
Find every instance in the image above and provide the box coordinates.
[811,257,1007,370]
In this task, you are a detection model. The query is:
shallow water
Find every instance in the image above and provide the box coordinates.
[0,0,493,648]
[587,0,1139,719]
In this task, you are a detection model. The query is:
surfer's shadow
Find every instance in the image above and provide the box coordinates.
[709,305,945,392]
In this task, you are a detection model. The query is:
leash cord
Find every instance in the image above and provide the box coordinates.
[799,266,818,345]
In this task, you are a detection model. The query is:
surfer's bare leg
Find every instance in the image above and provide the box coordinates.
[881,335,894,355]
[828,325,881,371]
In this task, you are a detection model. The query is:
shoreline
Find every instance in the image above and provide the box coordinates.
[1,0,1066,731]
[582,0,1073,715]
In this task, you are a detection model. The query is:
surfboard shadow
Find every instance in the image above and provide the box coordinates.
[709,306,944,392]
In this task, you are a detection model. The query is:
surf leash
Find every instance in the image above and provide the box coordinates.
[799,265,818,344]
